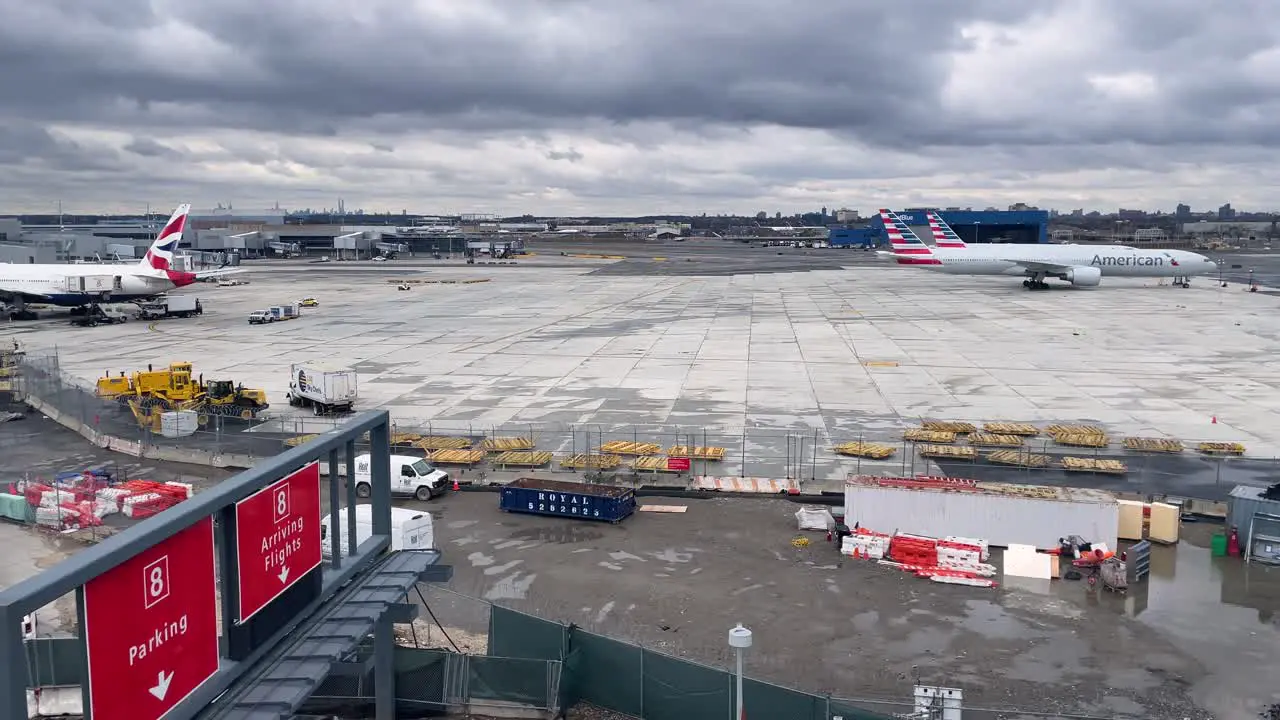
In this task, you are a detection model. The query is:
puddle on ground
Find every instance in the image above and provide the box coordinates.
[508,526,604,544]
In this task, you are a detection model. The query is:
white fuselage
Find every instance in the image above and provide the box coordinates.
[923,245,1216,278]
[0,263,182,306]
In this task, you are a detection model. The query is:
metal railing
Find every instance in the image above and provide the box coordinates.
[0,410,396,720]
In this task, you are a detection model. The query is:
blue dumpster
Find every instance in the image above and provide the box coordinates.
[498,477,636,524]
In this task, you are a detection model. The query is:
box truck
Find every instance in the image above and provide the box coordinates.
[138,296,203,320]
[287,363,357,415]
[320,505,435,560]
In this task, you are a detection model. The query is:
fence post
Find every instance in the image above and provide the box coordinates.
[638,645,645,719]
[740,429,746,478]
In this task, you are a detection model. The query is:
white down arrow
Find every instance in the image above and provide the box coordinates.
[277,566,290,584]
[149,670,174,701]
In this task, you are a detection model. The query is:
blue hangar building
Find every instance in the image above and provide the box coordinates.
[829,208,1050,248]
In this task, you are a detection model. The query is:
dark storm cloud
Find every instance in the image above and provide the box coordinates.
[123,137,183,159]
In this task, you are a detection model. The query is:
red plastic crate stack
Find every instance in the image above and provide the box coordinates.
[888,533,939,566]
[115,480,188,518]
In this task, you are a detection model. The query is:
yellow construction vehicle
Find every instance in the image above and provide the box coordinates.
[202,380,270,420]
[96,362,202,408]
[96,362,270,420]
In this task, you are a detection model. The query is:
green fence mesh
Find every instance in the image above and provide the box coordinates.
[563,629,643,716]
[488,604,566,661]
[641,649,733,720]
[25,637,83,687]
[468,655,553,707]
[744,677,829,720]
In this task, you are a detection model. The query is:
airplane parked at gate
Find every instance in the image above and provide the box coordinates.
[880,210,1216,290]
[0,204,241,319]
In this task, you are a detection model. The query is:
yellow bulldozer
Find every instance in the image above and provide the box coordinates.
[96,362,270,421]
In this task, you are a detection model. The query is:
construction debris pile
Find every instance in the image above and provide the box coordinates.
[841,529,998,588]
[1,471,193,530]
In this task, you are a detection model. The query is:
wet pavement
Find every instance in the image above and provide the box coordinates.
[404,491,1278,720]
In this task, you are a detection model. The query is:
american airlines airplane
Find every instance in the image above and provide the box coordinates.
[881,210,1216,290]
[0,204,240,320]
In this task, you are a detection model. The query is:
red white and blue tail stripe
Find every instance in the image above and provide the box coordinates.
[140,203,190,272]
[879,209,941,265]
[926,210,967,248]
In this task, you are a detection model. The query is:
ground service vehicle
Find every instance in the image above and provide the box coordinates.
[320,506,434,559]
[287,363,357,415]
[71,306,128,327]
[95,362,270,419]
[138,296,202,320]
[248,310,274,324]
[352,453,450,501]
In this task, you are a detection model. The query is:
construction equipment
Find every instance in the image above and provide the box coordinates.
[95,362,269,420]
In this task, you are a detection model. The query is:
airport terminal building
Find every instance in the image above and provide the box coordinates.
[829,208,1050,248]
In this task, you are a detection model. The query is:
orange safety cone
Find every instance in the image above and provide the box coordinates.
[451,478,460,492]
[1212,416,1218,424]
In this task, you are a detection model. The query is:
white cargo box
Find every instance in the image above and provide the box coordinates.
[64,275,120,293]
[159,410,199,438]
[291,363,358,405]
[843,481,1119,549]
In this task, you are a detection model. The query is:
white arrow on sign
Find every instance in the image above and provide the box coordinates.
[149,670,174,701]
[277,566,290,584]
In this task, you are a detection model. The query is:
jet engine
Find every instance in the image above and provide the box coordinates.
[1064,266,1102,286]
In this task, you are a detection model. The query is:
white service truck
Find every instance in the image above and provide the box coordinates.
[138,296,203,320]
[320,505,435,560]
[287,363,358,415]
[352,453,450,501]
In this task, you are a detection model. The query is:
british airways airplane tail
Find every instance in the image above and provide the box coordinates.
[926,210,967,248]
[880,210,941,265]
[140,204,191,273]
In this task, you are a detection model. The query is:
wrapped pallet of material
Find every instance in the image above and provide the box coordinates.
[0,493,31,522]
[795,507,835,531]
[39,489,74,508]
[160,411,199,438]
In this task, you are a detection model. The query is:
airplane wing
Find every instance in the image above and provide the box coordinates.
[0,288,52,304]
[1006,259,1074,274]
[192,267,246,280]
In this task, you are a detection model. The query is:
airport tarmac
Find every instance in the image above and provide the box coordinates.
[6,242,1280,489]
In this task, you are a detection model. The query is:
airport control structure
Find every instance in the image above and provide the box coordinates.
[829,208,1050,248]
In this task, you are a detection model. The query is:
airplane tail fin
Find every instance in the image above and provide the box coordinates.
[139,204,191,272]
[879,209,941,265]
[926,210,967,248]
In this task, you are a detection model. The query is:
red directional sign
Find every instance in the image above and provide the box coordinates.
[666,456,691,472]
[234,461,322,621]
[83,516,220,720]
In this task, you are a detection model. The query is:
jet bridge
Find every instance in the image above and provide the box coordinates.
[0,410,450,720]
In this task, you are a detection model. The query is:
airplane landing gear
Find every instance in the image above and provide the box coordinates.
[1022,274,1050,290]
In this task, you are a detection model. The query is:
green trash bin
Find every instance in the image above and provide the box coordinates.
[1211,533,1228,557]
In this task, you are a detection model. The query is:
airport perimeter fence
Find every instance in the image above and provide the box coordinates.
[12,347,1274,500]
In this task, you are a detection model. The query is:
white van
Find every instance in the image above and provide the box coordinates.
[353,453,450,501]
[320,505,435,560]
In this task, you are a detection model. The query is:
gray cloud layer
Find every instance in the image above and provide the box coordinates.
[1,0,1278,214]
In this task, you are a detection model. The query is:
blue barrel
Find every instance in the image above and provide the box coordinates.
[498,478,636,523]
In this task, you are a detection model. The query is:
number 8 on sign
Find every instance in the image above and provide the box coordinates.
[273,486,290,524]
[142,556,170,610]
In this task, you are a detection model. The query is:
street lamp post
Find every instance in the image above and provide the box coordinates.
[728,624,752,720]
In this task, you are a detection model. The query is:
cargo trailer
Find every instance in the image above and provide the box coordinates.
[499,477,636,523]
[287,362,357,415]
[843,478,1118,549]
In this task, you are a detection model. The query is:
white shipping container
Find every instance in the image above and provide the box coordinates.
[843,483,1119,549]
[159,410,199,438]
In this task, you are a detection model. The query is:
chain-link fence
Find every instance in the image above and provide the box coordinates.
[12,346,1274,499]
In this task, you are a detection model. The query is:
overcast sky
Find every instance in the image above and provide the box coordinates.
[2,0,1279,216]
